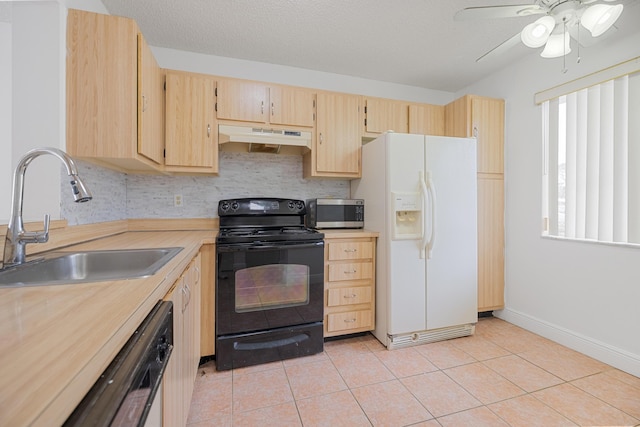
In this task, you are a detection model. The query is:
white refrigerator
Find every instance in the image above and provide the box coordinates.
[351,132,478,349]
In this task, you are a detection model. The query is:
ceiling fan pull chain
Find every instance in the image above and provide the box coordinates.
[576,20,582,64]
[562,18,568,74]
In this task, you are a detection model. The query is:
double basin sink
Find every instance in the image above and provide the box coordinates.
[0,247,183,288]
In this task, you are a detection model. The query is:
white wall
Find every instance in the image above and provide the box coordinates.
[153,47,454,105]
[0,0,108,225]
[0,9,12,220]
[1,2,64,223]
[461,31,640,376]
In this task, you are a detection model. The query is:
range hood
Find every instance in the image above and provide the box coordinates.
[218,124,312,154]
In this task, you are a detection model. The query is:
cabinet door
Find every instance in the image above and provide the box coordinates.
[269,86,315,127]
[444,95,469,138]
[216,79,268,123]
[199,244,216,357]
[137,33,164,165]
[471,97,505,174]
[66,9,137,159]
[477,177,505,311]
[445,95,505,174]
[163,281,184,427]
[187,255,202,390]
[409,103,445,136]
[165,72,218,170]
[364,97,408,134]
[315,92,361,175]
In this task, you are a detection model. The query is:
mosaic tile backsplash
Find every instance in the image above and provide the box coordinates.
[61,152,350,225]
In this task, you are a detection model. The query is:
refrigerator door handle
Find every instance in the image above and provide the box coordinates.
[420,171,437,259]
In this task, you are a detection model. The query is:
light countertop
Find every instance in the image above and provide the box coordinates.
[0,230,214,427]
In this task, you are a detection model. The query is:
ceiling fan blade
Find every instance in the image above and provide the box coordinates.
[455,4,545,21]
[568,21,618,46]
[476,32,522,62]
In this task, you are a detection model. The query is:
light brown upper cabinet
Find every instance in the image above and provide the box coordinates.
[66,9,163,172]
[363,97,409,138]
[408,103,445,136]
[445,95,505,174]
[138,34,164,165]
[216,78,315,128]
[304,92,362,178]
[164,71,218,174]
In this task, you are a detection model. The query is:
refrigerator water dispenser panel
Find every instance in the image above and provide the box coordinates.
[392,192,422,239]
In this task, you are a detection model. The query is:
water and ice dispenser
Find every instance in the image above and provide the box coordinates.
[392,192,422,239]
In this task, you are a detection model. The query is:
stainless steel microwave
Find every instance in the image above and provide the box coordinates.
[306,199,364,229]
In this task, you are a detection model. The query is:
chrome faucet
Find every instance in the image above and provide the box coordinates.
[2,148,92,269]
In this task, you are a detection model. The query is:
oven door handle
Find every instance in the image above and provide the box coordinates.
[218,241,324,252]
[233,333,309,351]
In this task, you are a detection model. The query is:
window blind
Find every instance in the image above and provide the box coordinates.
[542,70,640,245]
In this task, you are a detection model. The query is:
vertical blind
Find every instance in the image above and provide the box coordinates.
[542,70,640,244]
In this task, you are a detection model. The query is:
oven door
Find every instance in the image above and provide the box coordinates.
[216,240,324,336]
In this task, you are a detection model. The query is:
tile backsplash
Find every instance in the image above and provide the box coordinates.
[61,152,350,225]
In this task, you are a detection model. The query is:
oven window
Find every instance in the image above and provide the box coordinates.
[235,264,309,312]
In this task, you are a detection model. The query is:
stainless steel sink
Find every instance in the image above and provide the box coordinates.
[0,247,183,288]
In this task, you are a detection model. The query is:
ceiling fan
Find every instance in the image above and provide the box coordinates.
[455,0,627,62]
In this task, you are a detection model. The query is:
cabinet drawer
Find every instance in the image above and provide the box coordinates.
[328,241,373,261]
[327,287,372,307]
[328,262,373,282]
[327,310,373,333]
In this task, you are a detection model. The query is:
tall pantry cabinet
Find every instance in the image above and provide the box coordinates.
[445,95,505,312]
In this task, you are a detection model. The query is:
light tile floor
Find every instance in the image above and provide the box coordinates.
[186,317,640,426]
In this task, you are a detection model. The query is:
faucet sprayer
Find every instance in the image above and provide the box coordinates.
[2,147,92,269]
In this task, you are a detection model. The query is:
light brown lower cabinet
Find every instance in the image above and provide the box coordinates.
[163,253,201,427]
[323,236,376,337]
[477,177,505,312]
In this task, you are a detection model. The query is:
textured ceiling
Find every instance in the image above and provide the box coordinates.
[100,0,640,93]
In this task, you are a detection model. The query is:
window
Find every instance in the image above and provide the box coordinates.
[542,69,640,245]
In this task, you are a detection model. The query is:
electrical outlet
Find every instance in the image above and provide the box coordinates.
[174,194,183,207]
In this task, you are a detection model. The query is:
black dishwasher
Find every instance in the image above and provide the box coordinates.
[64,300,173,427]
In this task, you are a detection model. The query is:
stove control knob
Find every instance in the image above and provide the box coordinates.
[220,201,230,212]
[231,201,240,211]
[287,200,295,211]
[295,201,304,211]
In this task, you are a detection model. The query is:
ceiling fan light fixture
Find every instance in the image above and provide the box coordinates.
[521,15,556,47]
[540,31,571,58]
[581,3,623,37]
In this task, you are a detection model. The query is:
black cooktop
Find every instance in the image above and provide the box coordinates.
[216,198,324,245]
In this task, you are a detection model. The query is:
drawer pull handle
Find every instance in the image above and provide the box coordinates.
[344,318,357,323]
[344,294,357,299]
[344,248,357,252]
[344,269,357,274]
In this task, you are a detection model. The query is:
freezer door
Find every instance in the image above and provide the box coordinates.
[424,136,478,330]
[387,134,428,335]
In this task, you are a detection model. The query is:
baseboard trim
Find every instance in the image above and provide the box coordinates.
[495,308,640,377]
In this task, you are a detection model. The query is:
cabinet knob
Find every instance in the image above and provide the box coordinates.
[319,133,323,144]
[207,124,211,137]
[344,269,357,274]
[142,95,147,112]
[271,102,274,116]
[344,318,357,323]
[261,101,264,114]
[473,126,478,138]
[344,248,357,253]
[344,294,357,299]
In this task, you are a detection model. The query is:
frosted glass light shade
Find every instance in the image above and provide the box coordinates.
[581,4,623,37]
[521,16,556,48]
[541,31,571,58]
